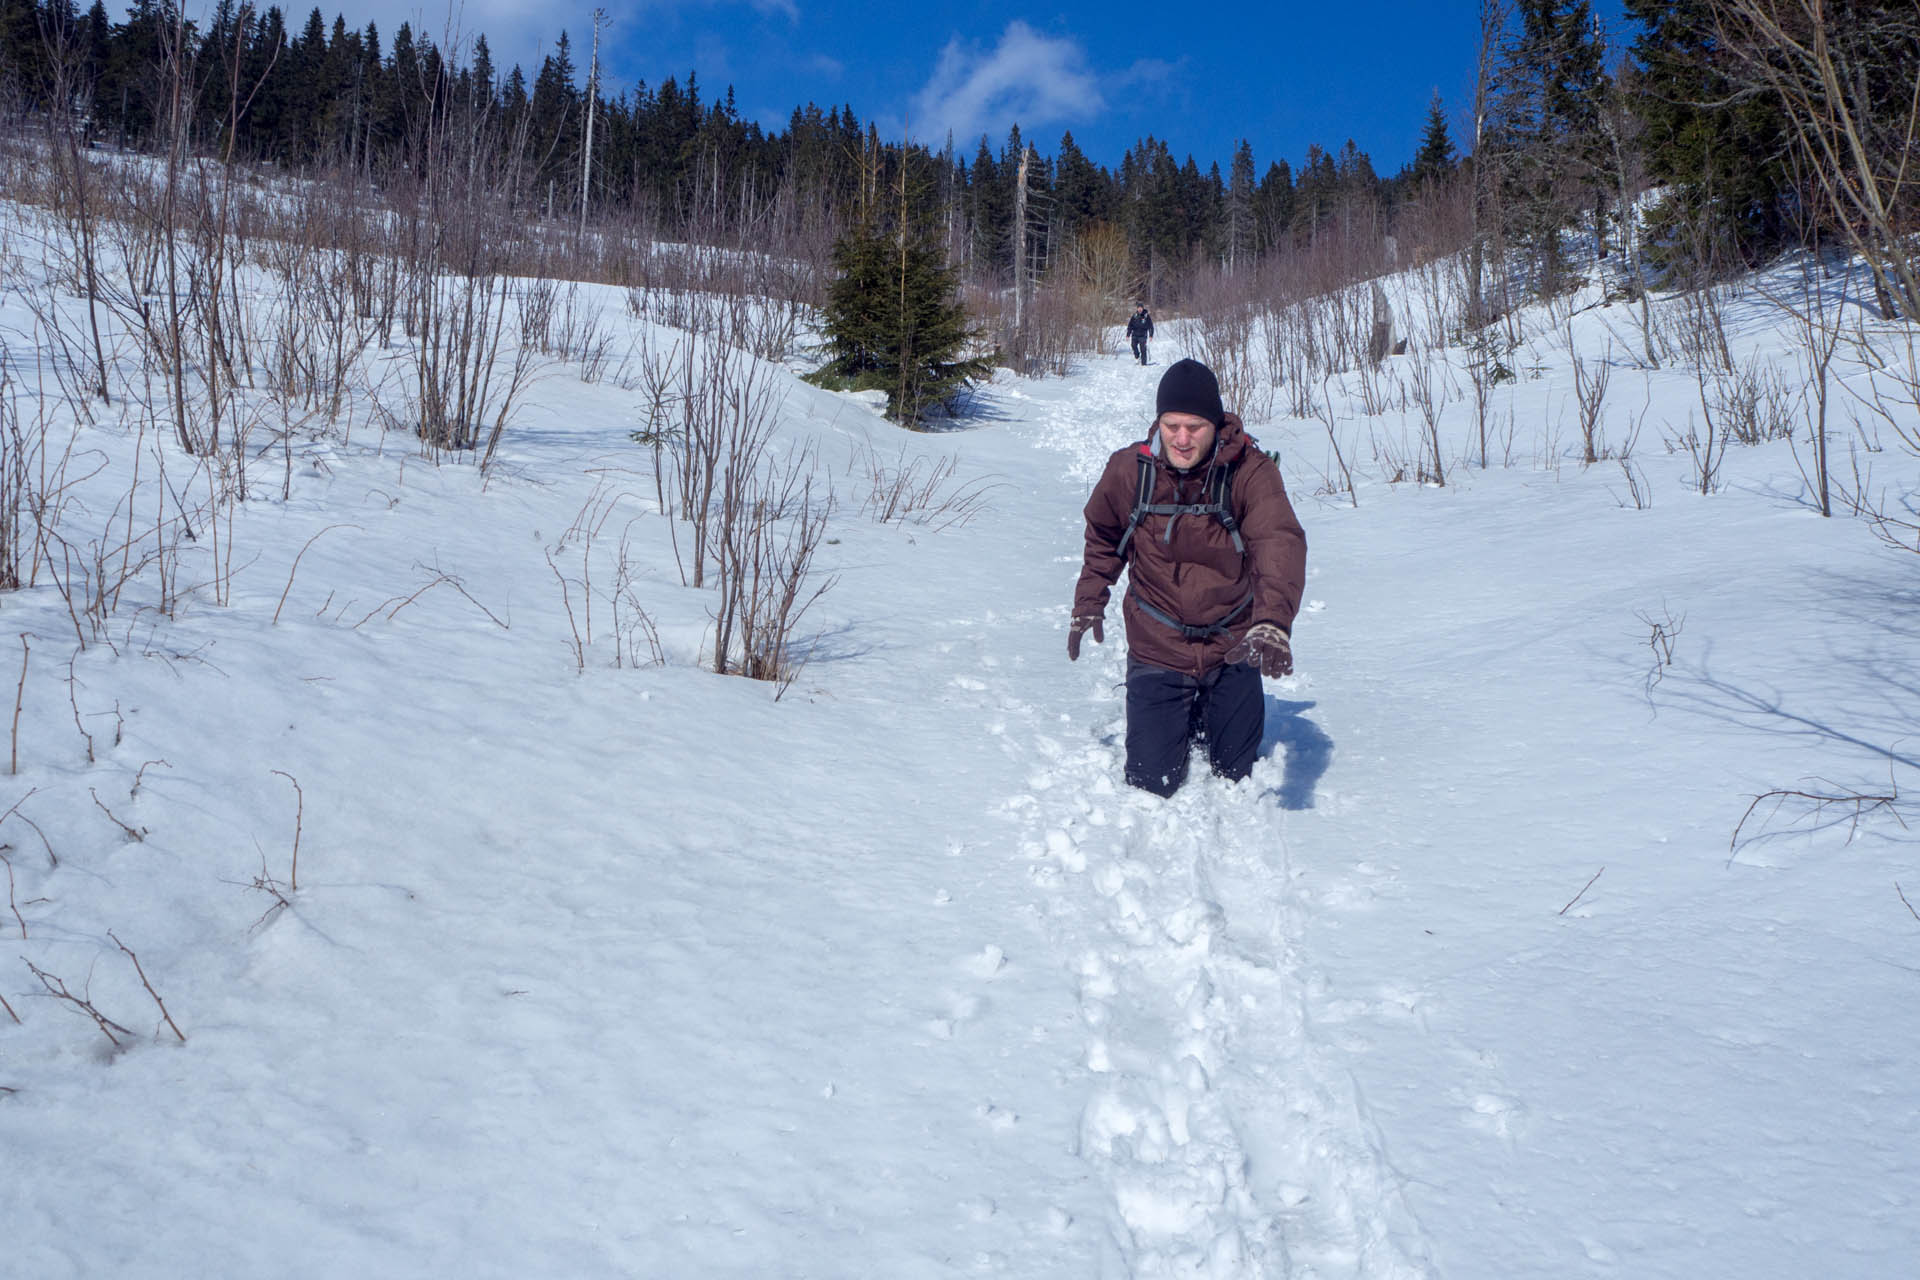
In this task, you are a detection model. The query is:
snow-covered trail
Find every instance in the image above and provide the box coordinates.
[980,352,1433,1276]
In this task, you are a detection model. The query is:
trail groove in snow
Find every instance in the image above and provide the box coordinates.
[986,354,1433,1277]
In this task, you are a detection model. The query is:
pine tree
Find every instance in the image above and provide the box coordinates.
[1622,0,1792,267]
[1492,0,1611,294]
[814,226,984,427]
[1256,159,1294,253]
[1227,141,1256,273]
[1412,90,1455,185]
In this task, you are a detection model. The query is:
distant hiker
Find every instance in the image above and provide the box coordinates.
[1126,305,1155,364]
[1067,358,1307,797]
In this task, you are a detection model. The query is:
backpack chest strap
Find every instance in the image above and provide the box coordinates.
[1114,450,1245,557]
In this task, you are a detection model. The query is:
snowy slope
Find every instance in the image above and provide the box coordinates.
[2,226,1917,1280]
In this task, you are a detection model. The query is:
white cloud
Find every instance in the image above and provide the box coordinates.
[910,21,1103,148]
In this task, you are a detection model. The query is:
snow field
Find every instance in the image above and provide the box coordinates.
[1,198,1916,1279]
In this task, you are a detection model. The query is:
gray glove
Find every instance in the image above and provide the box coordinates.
[1067,615,1104,661]
[1226,623,1292,678]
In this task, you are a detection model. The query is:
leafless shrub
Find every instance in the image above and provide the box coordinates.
[711,445,836,697]
[1570,338,1613,464]
[1635,605,1683,703]
[1675,283,1735,375]
[1311,376,1358,506]
[852,440,1000,530]
[543,471,662,670]
[645,318,788,589]
[1767,254,1849,517]
[1674,356,1735,495]
[1370,424,1417,486]
[1468,357,1497,470]
[1063,221,1140,354]
[377,263,544,464]
[1712,360,1797,446]
[626,254,808,365]
[1407,354,1448,486]
[1186,269,1273,421]
[1614,458,1653,510]
[609,531,665,670]
[1837,323,1920,550]
[1729,775,1905,866]
[967,278,1091,380]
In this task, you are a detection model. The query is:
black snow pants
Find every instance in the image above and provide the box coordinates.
[1130,334,1149,364]
[1123,658,1264,797]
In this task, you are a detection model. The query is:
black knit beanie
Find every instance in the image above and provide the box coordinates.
[1155,358,1224,426]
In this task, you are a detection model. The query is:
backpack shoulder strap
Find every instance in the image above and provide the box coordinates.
[1209,461,1245,555]
[1114,445,1155,559]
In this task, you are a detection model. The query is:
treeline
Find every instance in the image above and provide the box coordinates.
[0,0,1430,301]
[1,0,1914,320]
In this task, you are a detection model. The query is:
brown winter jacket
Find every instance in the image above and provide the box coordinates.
[1073,413,1307,677]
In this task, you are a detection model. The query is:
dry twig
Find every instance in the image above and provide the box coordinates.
[23,959,131,1047]
[11,634,29,775]
[132,759,171,796]
[1,850,22,938]
[275,523,360,625]
[89,787,145,842]
[1729,779,1905,866]
[67,651,94,764]
[1559,867,1605,916]
[271,770,304,891]
[0,789,56,867]
[109,931,185,1043]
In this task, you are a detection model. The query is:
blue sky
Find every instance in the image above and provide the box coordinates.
[251,0,1630,176]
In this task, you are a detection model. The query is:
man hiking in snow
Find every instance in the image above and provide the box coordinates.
[1067,358,1307,797]
[1126,305,1155,365]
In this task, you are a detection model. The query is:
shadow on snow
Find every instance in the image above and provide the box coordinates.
[1261,697,1334,811]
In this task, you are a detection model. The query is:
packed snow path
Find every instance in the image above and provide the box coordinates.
[991,356,1431,1277]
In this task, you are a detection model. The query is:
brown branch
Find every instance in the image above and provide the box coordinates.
[109,931,185,1044]
[439,575,510,630]
[0,789,56,868]
[1,850,22,939]
[245,844,293,933]
[1559,866,1605,916]
[66,650,94,765]
[274,523,361,625]
[272,770,303,892]
[89,787,145,842]
[11,634,29,775]
[1729,781,1903,866]
[1899,882,1920,924]
[0,989,19,1025]
[23,958,132,1047]
[132,759,171,797]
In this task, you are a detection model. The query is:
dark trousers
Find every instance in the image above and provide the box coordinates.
[1130,335,1149,364]
[1124,658,1264,797]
